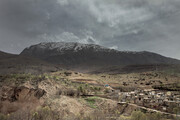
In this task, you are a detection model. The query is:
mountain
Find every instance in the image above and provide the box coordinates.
[0,50,60,74]
[0,51,17,59]
[20,42,180,71]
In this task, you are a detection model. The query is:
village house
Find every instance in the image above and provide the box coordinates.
[118,88,180,113]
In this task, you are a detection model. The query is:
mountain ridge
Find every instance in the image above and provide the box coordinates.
[0,50,61,74]
[20,42,180,69]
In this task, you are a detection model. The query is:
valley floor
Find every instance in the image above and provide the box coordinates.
[0,69,180,120]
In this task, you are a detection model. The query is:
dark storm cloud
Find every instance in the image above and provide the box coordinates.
[0,0,180,59]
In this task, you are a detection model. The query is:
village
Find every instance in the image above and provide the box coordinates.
[118,88,180,114]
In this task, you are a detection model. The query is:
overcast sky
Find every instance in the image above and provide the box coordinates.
[0,0,180,59]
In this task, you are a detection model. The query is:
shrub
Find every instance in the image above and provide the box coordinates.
[146,113,161,120]
[77,85,86,95]
[85,97,100,108]
[131,111,147,120]
[64,89,78,97]
[173,107,180,115]
[0,113,7,120]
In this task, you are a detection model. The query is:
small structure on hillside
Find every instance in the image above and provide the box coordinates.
[104,84,114,92]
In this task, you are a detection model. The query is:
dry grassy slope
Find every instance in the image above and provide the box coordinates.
[0,72,119,117]
[55,69,180,90]
[0,75,82,114]
[0,69,179,119]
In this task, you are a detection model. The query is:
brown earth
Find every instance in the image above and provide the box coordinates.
[0,86,45,114]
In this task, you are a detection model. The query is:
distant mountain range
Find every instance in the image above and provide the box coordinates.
[1,42,180,74]
[20,42,180,67]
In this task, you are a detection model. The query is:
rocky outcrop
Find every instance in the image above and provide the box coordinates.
[1,86,45,102]
[0,86,46,114]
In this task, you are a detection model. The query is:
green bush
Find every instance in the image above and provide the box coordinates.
[0,113,7,120]
[146,113,161,120]
[131,111,147,120]
[77,85,87,95]
[173,107,180,115]
[85,97,99,108]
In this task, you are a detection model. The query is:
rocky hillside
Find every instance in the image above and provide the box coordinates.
[20,42,180,69]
